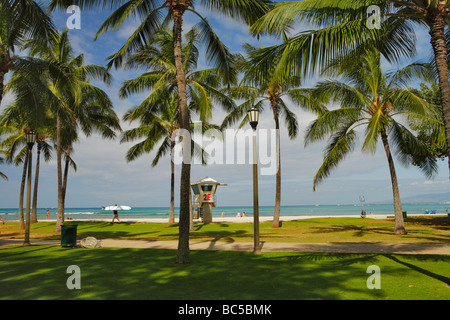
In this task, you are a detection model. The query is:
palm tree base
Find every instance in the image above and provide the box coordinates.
[394,227,407,235]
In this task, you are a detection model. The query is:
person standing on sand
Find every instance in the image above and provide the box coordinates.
[112,205,120,223]
[46,210,50,219]
[0,215,5,224]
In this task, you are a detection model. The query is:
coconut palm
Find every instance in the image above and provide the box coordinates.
[409,82,447,167]
[122,94,180,224]
[0,0,56,105]
[31,130,53,223]
[304,51,439,235]
[120,27,227,224]
[251,0,450,177]
[22,29,120,231]
[0,124,28,229]
[49,0,272,263]
[119,27,236,123]
[221,43,313,228]
[0,64,54,228]
[122,93,209,224]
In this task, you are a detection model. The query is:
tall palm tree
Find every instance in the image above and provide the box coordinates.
[23,29,119,231]
[0,66,53,229]
[31,130,53,223]
[120,27,225,224]
[251,0,450,177]
[221,43,307,228]
[122,95,210,224]
[304,51,439,235]
[119,27,236,124]
[0,126,27,229]
[0,0,56,105]
[50,0,272,264]
[122,94,181,224]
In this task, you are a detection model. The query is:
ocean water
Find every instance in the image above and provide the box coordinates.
[0,203,449,221]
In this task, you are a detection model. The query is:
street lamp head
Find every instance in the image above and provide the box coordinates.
[26,131,36,148]
[247,108,259,131]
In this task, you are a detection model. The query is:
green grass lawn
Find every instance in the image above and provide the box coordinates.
[1,217,449,300]
[1,216,450,244]
[0,246,449,300]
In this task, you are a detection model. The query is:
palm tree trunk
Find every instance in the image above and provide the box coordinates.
[428,15,450,178]
[173,2,191,264]
[381,129,406,235]
[31,142,42,223]
[18,150,28,230]
[272,104,281,228]
[62,152,71,204]
[169,140,175,224]
[0,72,5,106]
[54,113,64,232]
[23,147,32,246]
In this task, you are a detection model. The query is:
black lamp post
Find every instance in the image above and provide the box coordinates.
[247,108,260,254]
[23,131,36,246]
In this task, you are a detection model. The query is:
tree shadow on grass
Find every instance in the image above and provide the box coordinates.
[2,246,450,300]
[384,254,450,287]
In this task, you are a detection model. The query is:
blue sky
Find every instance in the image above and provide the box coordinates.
[0,3,449,209]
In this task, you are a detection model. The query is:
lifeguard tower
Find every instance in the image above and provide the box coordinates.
[191,177,227,223]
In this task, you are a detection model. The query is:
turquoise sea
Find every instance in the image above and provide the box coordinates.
[0,203,449,221]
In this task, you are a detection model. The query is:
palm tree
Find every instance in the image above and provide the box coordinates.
[120,27,225,224]
[122,94,180,224]
[50,0,272,264]
[304,51,439,235]
[408,82,448,168]
[0,70,52,229]
[0,127,27,229]
[250,0,450,177]
[119,27,236,124]
[31,130,53,223]
[23,29,120,231]
[0,0,56,105]
[221,43,307,228]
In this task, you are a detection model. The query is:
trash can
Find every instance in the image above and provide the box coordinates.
[402,211,407,219]
[61,224,77,247]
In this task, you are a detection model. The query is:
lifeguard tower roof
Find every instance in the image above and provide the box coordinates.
[192,177,227,186]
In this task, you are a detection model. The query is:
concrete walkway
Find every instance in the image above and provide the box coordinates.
[2,238,450,255]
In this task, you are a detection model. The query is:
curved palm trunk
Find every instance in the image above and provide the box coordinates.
[272,104,281,228]
[54,113,64,232]
[381,129,406,235]
[173,2,191,264]
[169,140,175,224]
[18,150,28,229]
[31,142,42,223]
[428,15,450,178]
[0,73,5,106]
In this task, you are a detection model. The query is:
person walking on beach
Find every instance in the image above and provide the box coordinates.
[0,215,5,224]
[46,210,50,219]
[112,205,120,223]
